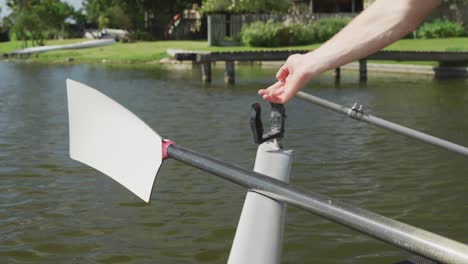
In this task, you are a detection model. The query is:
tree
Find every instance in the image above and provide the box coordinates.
[97,14,109,29]
[201,0,290,14]
[83,0,201,38]
[7,0,41,47]
[0,7,3,33]
[10,7,45,47]
[7,0,75,47]
[72,8,87,33]
[40,0,74,38]
[110,6,131,29]
[83,0,112,27]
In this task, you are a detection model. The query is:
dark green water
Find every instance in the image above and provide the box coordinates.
[0,61,467,263]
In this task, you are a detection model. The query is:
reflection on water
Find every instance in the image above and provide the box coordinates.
[0,61,467,263]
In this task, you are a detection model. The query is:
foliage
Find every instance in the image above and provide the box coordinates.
[200,0,230,14]
[130,31,154,41]
[241,21,288,47]
[201,0,290,14]
[98,15,109,29]
[85,0,128,29]
[11,8,45,46]
[313,17,350,42]
[241,18,350,47]
[72,9,87,31]
[288,23,316,45]
[6,0,74,47]
[417,19,465,38]
[82,0,200,39]
[2,38,468,64]
[110,6,131,29]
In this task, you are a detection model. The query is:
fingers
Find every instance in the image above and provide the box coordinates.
[262,94,283,104]
[258,80,284,95]
[262,74,306,104]
[279,74,308,103]
[260,56,309,104]
[276,64,289,81]
[258,81,286,103]
[263,86,288,104]
[277,53,303,81]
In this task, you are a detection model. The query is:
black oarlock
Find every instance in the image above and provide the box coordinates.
[249,103,286,145]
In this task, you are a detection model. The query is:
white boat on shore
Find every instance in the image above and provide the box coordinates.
[9,38,115,55]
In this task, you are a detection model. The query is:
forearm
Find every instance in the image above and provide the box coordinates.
[260,0,441,103]
[304,0,440,78]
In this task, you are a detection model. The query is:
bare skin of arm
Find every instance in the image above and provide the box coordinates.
[259,0,441,104]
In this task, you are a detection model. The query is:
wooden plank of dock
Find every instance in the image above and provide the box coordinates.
[193,50,468,62]
[173,50,468,83]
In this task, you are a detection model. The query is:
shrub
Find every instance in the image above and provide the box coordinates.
[240,17,350,47]
[417,19,465,38]
[130,31,153,41]
[288,23,315,45]
[241,21,288,47]
[201,0,231,14]
[201,0,290,14]
[312,17,350,42]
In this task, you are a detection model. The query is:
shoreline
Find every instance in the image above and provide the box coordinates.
[1,57,467,78]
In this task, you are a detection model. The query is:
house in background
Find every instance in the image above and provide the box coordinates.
[299,0,364,14]
[0,26,9,42]
[353,0,468,25]
[208,0,368,45]
[302,0,467,25]
[206,0,467,46]
[287,0,368,21]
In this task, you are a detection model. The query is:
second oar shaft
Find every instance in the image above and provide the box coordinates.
[167,144,468,264]
[296,91,468,157]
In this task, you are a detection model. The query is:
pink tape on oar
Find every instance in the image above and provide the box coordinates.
[162,140,175,160]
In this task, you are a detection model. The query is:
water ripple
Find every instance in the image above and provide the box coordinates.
[0,61,467,263]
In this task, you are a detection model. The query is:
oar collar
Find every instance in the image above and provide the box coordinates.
[162,140,176,160]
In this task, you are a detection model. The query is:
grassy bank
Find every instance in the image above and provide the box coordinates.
[0,39,323,64]
[1,37,467,64]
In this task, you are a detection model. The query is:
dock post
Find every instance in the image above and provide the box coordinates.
[359,59,367,82]
[225,61,235,84]
[201,62,212,82]
[334,67,341,82]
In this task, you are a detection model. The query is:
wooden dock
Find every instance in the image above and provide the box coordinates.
[173,50,468,83]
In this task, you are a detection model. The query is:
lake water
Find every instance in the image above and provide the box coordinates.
[0,60,467,263]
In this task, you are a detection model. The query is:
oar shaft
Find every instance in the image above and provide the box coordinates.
[167,144,468,264]
[296,91,468,157]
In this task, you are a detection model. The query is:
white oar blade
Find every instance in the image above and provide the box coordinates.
[66,79,162,202]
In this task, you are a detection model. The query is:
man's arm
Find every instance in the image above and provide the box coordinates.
[259,0,440,103]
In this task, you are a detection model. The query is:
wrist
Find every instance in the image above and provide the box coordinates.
[301,52,323,80]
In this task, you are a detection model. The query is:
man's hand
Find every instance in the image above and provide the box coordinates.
[258,54,312,104]
[257,0,440,104]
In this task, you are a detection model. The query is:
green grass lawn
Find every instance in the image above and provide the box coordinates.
[1,37,467,64]
[0,39,323,63]
[385,37,468,52]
